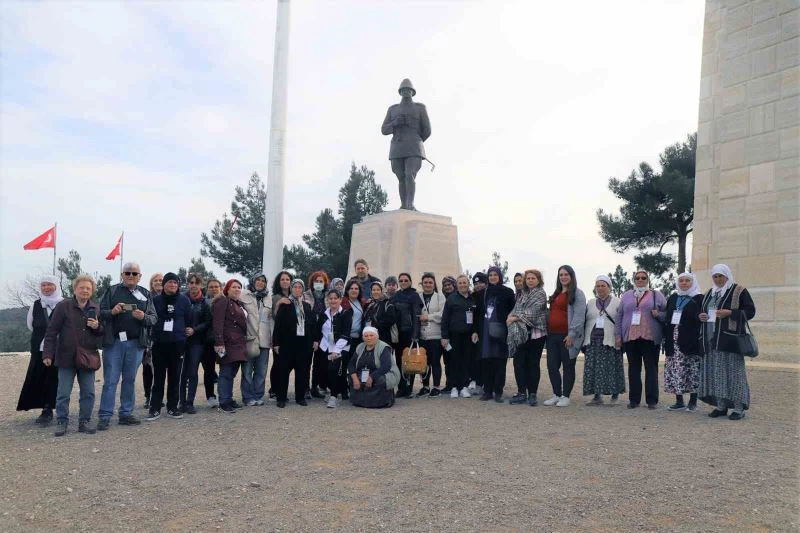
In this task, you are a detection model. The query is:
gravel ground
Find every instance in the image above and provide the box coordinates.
[1,353,798,532]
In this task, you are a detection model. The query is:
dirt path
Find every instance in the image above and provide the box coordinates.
[1,354,797,532]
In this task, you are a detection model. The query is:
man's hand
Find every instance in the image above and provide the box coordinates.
[185,327,194,337]
[132,309,145,320]
[111,303,125,316]
[43,358,52,367]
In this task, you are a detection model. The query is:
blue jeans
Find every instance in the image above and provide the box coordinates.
[180,342,205,406]
[56,366,95,423]
[218,362,242,405]
[241,348,269,402]
[99,339,143,419]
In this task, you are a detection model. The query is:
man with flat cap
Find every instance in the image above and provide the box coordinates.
[381,78,432,211]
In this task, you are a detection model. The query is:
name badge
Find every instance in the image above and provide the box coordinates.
[163,320,174,332]
[360,369,369,382]
[296,321,305,336]
[465,311,473,324]
[485,305,495,319]
[595,316,605,329]
[119,331,128,342]
[631,312,641,325]
[671,311,682,325]
[707,309,717,322]
[131,290,147,302]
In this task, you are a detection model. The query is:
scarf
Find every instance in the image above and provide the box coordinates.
[711,264,734,298]
[38,274,64,311]
[676,272,701,297]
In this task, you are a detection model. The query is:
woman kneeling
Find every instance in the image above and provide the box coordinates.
[348,327,400,408]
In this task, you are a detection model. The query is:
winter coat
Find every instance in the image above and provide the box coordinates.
[185,293,211,345]
[699,284,756,355]
[418,291,446,340]
[212,295,248,363]
[272,300,316,356]
[99,283,157,347]
[42,298,104,369]
[152,292,192,344]
[663,293,704,356]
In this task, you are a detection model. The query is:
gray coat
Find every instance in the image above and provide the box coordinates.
[566,288,587,359]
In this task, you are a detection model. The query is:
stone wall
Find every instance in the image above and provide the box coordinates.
[693,0,799,362]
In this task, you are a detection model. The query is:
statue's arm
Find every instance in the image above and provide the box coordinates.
[381,108,394,136]
[419,105,431,141]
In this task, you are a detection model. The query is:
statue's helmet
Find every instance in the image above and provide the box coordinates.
[398,78,416,96]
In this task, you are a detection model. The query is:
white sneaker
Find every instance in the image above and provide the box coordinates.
[556,396,571,407]
[467,381,477,394]
[450,388,459,398]
[326,396,338,409]
[246,399,257,407]
[543,394,560,406]
[459,387,471,398]
[207,396,219,408]
[254,399,265,406]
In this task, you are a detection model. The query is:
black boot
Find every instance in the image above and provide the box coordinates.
[36,408,53,425]
[310,386,324,399]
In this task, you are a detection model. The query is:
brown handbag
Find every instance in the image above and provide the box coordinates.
[76,346,101,371]
[401,341,428,375]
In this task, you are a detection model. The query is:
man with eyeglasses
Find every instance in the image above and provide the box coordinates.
[97,262,157,430]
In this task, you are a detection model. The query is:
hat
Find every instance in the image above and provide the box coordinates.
[384,275,398,285]
[398,78,416,96]
[472,272,488,284]
[362,326,379,336]
[162,272,179,286]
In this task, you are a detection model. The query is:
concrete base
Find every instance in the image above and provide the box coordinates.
[347,210,462,284]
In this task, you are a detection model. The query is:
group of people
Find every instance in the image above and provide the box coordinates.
[16,257,757,436]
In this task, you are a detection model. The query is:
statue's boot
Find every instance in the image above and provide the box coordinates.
[398,180,408,210]
[405,177,417,211]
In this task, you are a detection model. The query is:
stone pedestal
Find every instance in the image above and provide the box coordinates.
[693,1,799,363]
[347,210,462,283]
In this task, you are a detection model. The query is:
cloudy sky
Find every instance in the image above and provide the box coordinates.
[0,0,704,303]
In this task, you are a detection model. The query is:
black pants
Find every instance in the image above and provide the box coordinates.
[142,351,153,399]
[448,331,471,390]
[269,357,279,394]
[326,349,351,397]
[546,333,576,397]
[481,357,507,396]
[277,348,309,402]
[393,331,413,394]
[311,349,328,391]
[420,339,443,388]
[201,344,218,399]
[151,342,185,411]
[625,339,660,406]
[513,337,546,395]
[468,337,483,386]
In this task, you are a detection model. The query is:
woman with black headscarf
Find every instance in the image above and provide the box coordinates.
[272,280,315,407]
[474,266,516,402]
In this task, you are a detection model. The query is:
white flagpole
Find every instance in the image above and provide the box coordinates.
[263,0,291,279]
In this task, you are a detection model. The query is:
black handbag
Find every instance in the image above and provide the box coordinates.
[722,319,758,358]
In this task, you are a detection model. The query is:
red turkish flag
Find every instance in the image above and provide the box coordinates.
[106,234,123,260]
[23,226,56,250]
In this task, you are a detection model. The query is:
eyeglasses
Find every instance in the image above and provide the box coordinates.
[123,272,141,277]
[634,276,648,281]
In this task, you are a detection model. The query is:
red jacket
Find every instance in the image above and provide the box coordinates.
[211,296,248,363]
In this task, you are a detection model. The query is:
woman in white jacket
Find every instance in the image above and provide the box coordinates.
[416,273,447,397]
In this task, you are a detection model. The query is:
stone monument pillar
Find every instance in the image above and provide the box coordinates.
[347,210,462,283]
[693,0,799,363]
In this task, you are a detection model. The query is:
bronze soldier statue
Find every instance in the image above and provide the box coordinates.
[381,78,431,210]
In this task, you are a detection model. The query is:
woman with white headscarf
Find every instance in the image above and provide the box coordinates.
[347,326,400,408]
[662,272,704,411]
[698,264,756,420]
[582,275,625,405]
[16,275,63,423]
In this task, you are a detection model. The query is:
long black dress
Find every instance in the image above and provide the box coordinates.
[16,300,59,412]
